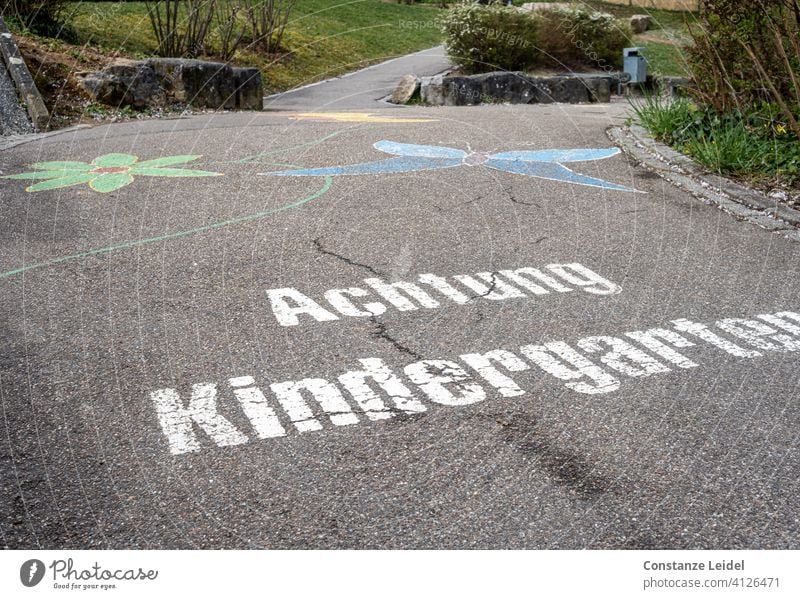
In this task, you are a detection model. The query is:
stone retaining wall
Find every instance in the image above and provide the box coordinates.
[600,0,698,10]
[409,71,689,106]
[419,72,617,106]
[80,58,263,111]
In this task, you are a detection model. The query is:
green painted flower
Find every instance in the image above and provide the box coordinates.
[1,153,222,193]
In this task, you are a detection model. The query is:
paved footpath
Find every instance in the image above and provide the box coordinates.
[1,78,799,549]
[265,45,451,109]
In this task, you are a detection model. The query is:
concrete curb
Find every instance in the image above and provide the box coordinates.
[608,124,800,240]
[0,17,49,131]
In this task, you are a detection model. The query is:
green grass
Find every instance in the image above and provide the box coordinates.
[631,95,800,187]
[629,92,697,144]
[581,1,690,29]
[64,1,445,93]
[637,38,689,78]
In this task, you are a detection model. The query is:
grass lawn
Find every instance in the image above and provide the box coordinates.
[585,1,692,76]
[64,1,445,93]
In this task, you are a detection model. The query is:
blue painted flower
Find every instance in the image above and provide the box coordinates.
[260,140,639,192]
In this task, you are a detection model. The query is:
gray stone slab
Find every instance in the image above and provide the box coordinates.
[389,74,420,105]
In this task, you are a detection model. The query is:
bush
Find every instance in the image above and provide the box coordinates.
[439,2,630,75]
[146,0,216,58]
[144,0,295,59]
[632,1,800,188]
[536,7,630,70]
[243,0,295,55]
[439,1,539,74]
[2,0,70,35]
[686,0,800,138]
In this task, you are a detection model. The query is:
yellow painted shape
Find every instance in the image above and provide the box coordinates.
[286,112,436,123]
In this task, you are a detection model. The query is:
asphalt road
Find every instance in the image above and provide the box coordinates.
[1,95,799,549]
[265,45,452,109]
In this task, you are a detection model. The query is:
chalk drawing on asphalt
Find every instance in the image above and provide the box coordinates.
[1,153,221,193]
[260,140,641,192]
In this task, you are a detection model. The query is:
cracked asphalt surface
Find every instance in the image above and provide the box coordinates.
[1,99,799,549]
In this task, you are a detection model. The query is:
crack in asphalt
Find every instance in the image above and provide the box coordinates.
[502,183,540,208]
[458,196,481,208]
[509,196,539,207]
[467,272,499,302]
[300,404,424,424]
[312,237,386,277]
[369,317,422,360]
[431,195,483,214]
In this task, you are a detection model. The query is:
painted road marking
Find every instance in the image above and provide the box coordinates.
[267,263,622,327]
[229,376,287,439]
[284,112,437,123]
[151,310,800,455]
[261,141,640,192]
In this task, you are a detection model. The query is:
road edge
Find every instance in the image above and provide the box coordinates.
[0,17,49,131]
[0,124,92,152]
[608,124,800,241]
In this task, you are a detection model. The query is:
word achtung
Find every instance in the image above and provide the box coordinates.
[267,262,621,327]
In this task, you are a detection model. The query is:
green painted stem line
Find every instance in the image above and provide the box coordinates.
[0,176,333,281]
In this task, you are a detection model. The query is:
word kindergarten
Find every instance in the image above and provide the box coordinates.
[151,309,800,455]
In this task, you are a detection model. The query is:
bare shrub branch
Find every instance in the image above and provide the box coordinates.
[146,0,217,58]
[244,0,296,55]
